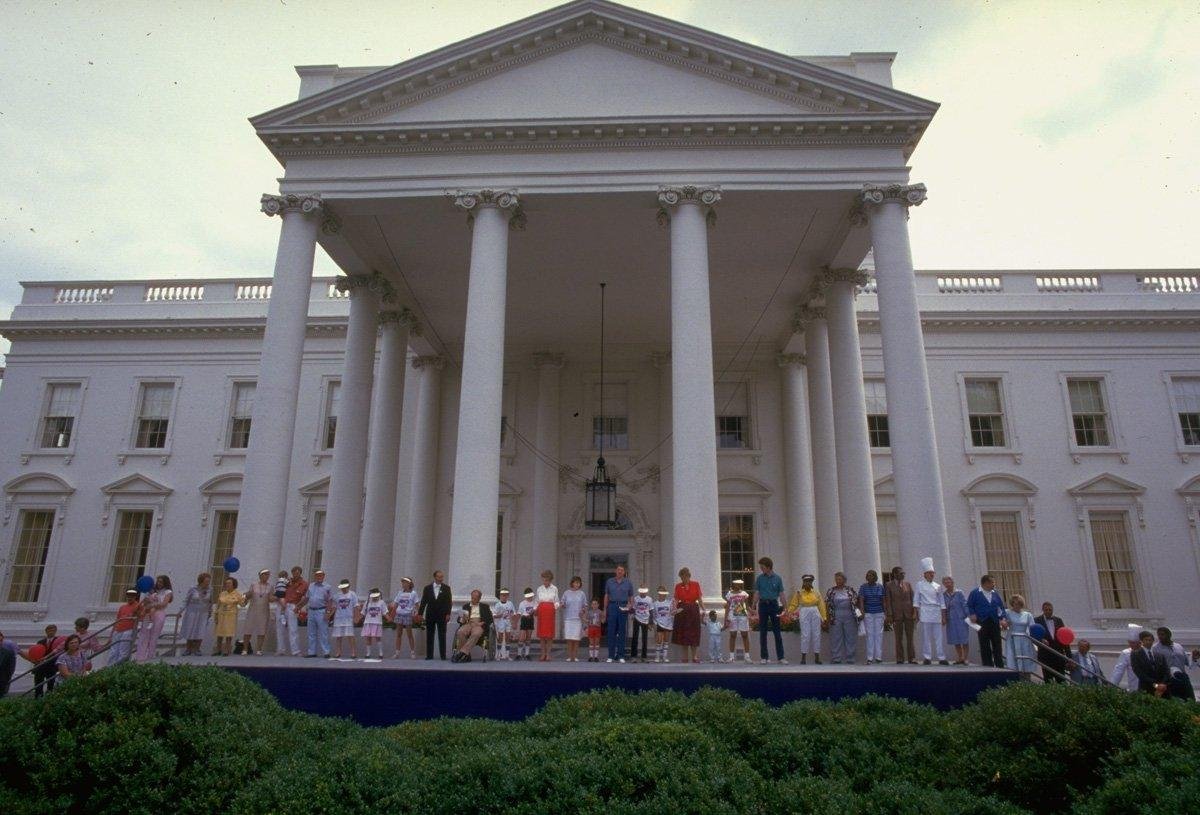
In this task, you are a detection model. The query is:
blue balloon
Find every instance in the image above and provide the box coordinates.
[223,556,241,574]
[136,574,155,594]
[1029,623,1047,641]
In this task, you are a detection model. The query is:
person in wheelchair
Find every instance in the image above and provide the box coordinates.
[452,589,494,663]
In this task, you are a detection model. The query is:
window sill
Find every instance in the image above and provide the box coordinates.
[0,603,51,622]
[963,448,1023,465]
[19,449,77,466]
[1091,610,1163,627]
[1174,445,1200,464]
[117,450,171,466]
[718,448,764,465]
[1067,448,1129,465]
[213,451,248,466]
[310,451,333,467]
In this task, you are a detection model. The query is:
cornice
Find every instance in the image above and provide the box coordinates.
[0,317,349,341]
[856,314,1200,331]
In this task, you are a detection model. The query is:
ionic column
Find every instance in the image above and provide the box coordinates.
[824,268,881,582]
[321,273,386,585]
[357,308,419,591]
[798,306,843,577]
[778,353,818,577]
[856,183,950,574]
[447,189,522,599]
[530,352,564,582]
[658,185,722,598]
[238,193,326,572]
[401,355,444,584]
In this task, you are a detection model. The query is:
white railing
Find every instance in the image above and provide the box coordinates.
[327,283,349,299]
[54,286,114,304]
[1036,275,1102,293]
[937,275,1003,294]
[1138,275,1198,293]
[860,279,878,295]
[235,283,272,300]
[144,284,205,302]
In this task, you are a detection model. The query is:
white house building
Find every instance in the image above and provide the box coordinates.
[1,0,1198,644]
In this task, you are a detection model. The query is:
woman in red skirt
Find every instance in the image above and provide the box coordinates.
[672,567,705,663]
[534,569,560,662]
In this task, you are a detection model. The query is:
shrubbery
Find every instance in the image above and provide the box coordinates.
[0,665,1194,814]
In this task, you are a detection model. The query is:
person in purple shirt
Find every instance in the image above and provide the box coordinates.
[966,574,1008,668]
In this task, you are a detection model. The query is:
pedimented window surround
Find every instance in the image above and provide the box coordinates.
[1177,475,1200,589]
[2,473,74,618]
[91,474,172,609]
[960,473,1039,601]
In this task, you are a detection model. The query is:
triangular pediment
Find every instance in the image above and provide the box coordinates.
[1067,473,1145,497]
[253,0,935,135]
[718,476,771,497]
[101,473,173,496]
[299,476,331,496]
[1176,475,1200,496]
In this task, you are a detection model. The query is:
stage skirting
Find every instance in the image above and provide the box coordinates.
[221,661,1016,726]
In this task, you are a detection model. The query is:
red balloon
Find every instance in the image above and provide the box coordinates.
[27,643,47,663]
[1056,626,1075,647]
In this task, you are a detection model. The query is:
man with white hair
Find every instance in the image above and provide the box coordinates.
[914,557,948,665]
[1109,623,1143,691]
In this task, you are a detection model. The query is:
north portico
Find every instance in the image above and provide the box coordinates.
[238,0,948,602]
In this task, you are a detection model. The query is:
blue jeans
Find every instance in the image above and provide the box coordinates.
[606,607,628,659]
[307,609,330,656]
[758,599,784,660]
[106,630,133,667]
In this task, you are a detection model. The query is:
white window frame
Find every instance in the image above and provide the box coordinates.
[119,377,182,464]
[495,485,520,600]
[715,372,761,458]
[199,473,243,575]
[214,378,257,463]
[298,476,330,572]
[93,474,171,609]
[955,373,1021,464]
[718,476,772,589]
[582,370,639,459]
[1177,475,1200,590]
[960,473,1040,605]
[863,377,890,452]
[1163,372,1200,462]
[1,473,73,616]
[311,376,341,465]
[1057,373,1126,463]
[98,507,160,607]
[22,378,89,465]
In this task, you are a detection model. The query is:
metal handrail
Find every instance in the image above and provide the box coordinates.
[1007,631,1119,688]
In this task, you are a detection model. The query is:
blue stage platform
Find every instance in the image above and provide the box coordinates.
[192,656,1016,726]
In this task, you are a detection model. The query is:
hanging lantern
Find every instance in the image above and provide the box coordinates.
[585,282,617,529]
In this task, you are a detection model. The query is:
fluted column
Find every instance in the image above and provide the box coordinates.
[658,185,722,599]
[357,308,419,591]
[856,183,950,574]
[530,352,564,582]
[321,273,386,585]
[402,355,444,584]
[778,353,818,578]
[238,193,326,573]
[447,189,522,600]
[799,306,843,578]
[824,268,881,582]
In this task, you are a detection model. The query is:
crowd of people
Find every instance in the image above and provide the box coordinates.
[2,553,1196,700]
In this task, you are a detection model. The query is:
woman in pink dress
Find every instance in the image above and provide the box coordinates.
[671,567,705,663]
[134,575,173,662]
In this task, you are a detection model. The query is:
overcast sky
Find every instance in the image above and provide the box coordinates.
[1,0,1197,357]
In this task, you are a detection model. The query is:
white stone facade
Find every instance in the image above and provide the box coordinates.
[1,1,1198,644]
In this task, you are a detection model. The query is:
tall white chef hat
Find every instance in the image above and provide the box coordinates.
[920,557,935,573]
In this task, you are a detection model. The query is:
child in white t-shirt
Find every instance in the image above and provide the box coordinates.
[652,586,676,663]
[516,589,537,661]
[331,580,360,659]
[725,579,752,663]
[360,589,388,659]
[630,586,653,662]
[706,610,724,664]
[390,577,420,659]
[492,588,516,660]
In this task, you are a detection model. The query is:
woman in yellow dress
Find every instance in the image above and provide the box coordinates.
[213,577,246,656]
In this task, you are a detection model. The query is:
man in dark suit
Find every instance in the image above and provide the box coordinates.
[452,589,494,662]
[418,570,453,660]
[1131,630,1169,696]
[1034,601,1070,682]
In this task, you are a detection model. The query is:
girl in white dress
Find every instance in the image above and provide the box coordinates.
[492,588,516,660]
[331,580,360,659]
[652,587,677,663]
[360,589,388,659]
[560,577,588,662]
[390,577,420,659]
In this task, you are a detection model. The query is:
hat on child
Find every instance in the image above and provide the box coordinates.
[523,588,535,598]
[369,589,381,599]
[259,568,271,576]
[499,588,510,595]
[801,574,815,583]
[125,588,139,597]
[920,557,935,573]
[638,586,649,593]
[401,576,413,586]
[338,579,351,589]
[732,578,744,586]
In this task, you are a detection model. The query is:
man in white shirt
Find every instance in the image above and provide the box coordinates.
[913,557,948,665]
[1110,623,1142,692]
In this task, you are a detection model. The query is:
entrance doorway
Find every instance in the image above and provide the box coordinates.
[589,552,630,606]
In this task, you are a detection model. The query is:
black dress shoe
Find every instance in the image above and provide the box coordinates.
[923,659,932,665]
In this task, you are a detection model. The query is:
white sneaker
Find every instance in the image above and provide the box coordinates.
[778,658,789,665]
[663,657,670,663]
[606,658,613,663]
[760,658,769,665]
[618,658,626,663]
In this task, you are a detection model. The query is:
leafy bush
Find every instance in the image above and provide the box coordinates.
[0,665,1194,815]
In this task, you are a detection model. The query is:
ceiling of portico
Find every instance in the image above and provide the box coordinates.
[322,189,855,354]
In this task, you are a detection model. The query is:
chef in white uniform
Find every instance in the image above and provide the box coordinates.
[913,557,948,665]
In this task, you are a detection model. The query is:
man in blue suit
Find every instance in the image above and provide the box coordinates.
[967,574,1008,668]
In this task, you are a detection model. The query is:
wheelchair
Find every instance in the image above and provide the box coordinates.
[450,615,495,663]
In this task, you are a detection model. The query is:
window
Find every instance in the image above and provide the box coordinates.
[980,512,1028,603]
[39,383,80,449]
[227,382,255,449]
[1067,378,1110,447]
[322,382,341,450]
[864,380,889,448]
[716,381,751,449]
[719,513,755,592]
[876,513,901,576]
[965,379,1007,448]
[107,510,153,602]
[6,510,54,603]
[592,381,629,450]
[1088,511,1139,609]
[310,510,326,575]
[495,513,504,597]
[209,511,238,590]
[134,383,175,449]
[1171,376,1200,446]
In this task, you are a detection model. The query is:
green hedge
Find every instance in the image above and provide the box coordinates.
[0,666,1194,814]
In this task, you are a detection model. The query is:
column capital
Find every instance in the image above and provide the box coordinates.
[335,271,397,303]
[412,355,445,371]
[532,351,565,370]
[777,353,807,368]
[793,305,827,331]
[379,307,421,334]
[260,193,323,217]
[451,188,525,230]
[656,184,721,229]
[822,267,873,290]
[850,183,927,225]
